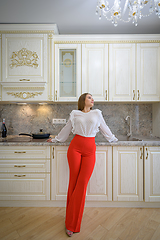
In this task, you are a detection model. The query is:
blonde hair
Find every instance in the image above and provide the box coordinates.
[78,93,92,111]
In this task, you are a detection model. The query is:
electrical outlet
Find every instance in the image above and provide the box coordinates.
[52,119,66,124]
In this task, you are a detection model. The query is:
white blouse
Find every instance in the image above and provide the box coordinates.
[53,109,118,143]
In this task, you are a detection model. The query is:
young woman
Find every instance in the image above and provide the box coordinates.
[47,93,118,237]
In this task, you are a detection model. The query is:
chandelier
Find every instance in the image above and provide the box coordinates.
[96,0,160,26]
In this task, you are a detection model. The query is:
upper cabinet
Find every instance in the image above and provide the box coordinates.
[2,34,48,83]
[109,44,136,101]
[82,44,108,101]
[137,43,160,101]
[55,44,81,101]
[0,24,58,102]
[109,42,160,102]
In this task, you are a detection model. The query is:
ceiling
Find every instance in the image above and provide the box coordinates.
[0,0,160,34]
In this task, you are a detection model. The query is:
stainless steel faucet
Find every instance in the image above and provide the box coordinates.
[125,115,132,137]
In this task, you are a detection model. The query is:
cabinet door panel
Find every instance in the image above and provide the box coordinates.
[51,146,69,200]
[2,34,47,82]
[86,146,112,201]
[113,146,143,201]
[0,159,50,173]
[82,44,108,101]
[137,43,160,101]
[0,173,50,200]
[0,146,50,159]
[145,147,160,202]
[55,44,81,101]
[109,44,135,101]
[51,146,112,202]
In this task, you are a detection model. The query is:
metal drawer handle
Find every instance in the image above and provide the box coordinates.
[105,90,108,100]
[53,147,54,159]
[133,90,135,100]
[19,79,30,81]
[55,90,57,101]
[146,148,148,160]
[138,90,140,100]
[14,151,26,154]
[14,165,26,168]
[140,147,143,159]
[14,174,26,177]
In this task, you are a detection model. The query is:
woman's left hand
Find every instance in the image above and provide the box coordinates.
[47,138,54,142]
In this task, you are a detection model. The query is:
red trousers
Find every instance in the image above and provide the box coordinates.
[65,135,96,232]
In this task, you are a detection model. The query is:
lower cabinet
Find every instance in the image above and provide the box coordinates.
[86,146,112,201]
[0,146,50,200]
[51,146,112,201]
[144,147,160,202]
[51,146,69,201]
[113,146,143,201]
[0,173,50,200]
[0,145,160,204]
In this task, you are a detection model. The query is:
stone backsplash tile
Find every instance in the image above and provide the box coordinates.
[0,103,152,140]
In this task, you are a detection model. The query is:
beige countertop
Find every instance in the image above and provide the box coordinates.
[0,135,160,146]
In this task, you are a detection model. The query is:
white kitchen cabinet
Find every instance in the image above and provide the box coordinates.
[137,43,160,101]
[86,146,112,201]
[144,147,160,202]
[2,34,48,83]
[82,44,108,101]
[109,43,160,102]
[51,146,69,200]
[0,173,50,200]
[1,33,50,101]
[51,146,112,201]
[113,146,143,201]
[0,146,50,200]
[109,44,136,101]
[55,44,81,101]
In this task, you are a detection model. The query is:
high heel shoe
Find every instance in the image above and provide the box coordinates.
[65,228,73,237]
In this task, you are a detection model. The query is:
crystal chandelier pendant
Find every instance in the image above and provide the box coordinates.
[95,0,160,26]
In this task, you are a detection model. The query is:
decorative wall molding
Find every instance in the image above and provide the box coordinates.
[0,24,59,35]
[48,34,54,39]
[3,87,45,91]
[10,48,39,69]
[0,30,56,34]
[7,91,43,99]
[54,40,160,44]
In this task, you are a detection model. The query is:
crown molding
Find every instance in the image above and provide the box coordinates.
[0,24,59,34]
[53,34,160,43]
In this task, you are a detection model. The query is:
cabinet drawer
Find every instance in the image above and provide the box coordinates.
[0,173,50,200]
[0,159,50,173]
[0,146,50,159]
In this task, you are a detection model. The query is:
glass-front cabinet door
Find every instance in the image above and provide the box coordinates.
[55,44,81,101]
